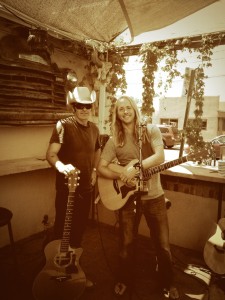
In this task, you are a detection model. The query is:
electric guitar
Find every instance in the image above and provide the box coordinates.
[203,218,225,274]
[32,170,86,300]
[98,149,210,211]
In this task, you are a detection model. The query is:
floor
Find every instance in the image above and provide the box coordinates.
[0,219,225,300]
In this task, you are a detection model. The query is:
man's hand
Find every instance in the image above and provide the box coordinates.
[55,161,76,176]
[91,169,97,186]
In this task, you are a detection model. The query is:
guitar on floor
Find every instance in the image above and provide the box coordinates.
[98,149,209,211]
[203,218,225,274]
[32,170,86,300]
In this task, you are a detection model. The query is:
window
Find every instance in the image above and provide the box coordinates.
[187,119,207,130]
[160,118,178,127]
[222,119,225,131]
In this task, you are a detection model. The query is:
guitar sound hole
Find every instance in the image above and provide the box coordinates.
[54,252,72,267]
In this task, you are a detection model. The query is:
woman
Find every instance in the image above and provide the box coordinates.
[97,95,179,299]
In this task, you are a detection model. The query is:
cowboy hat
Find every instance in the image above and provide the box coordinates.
[67,87,96,105]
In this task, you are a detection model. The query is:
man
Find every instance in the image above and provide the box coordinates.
[46,86,101,287]
[97,95,179,299]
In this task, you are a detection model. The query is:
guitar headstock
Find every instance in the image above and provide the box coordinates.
[186,147,211,162]
[68,169,80,192]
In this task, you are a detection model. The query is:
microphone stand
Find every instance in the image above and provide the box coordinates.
[130,121,148,295]
[134,122,148,209]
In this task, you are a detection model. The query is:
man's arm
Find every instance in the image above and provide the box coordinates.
[46,142,75,175]
[91,148,101,186]
[46,142,61,167]
[93,148,101,170]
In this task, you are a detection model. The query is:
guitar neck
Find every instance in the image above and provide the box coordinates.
[60,191,75,253]
[142,155,188,180]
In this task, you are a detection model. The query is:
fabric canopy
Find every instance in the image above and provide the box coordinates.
[0,0,217,43]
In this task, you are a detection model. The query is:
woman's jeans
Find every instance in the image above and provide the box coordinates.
[117,194,173,289]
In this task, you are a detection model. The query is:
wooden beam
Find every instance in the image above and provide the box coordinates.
[114,31,225,57]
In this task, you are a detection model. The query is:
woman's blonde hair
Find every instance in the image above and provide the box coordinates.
[111,95,144,146]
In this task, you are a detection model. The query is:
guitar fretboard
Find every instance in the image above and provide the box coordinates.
[142,156,188,180]
[60,193,74,253]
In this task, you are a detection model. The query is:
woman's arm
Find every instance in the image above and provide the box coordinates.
[97,158,121,180]
[142,144,165,170]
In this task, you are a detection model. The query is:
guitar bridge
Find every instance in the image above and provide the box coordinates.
[51,275,72,282]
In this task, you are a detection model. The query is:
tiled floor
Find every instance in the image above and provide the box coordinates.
[0,221,224,300]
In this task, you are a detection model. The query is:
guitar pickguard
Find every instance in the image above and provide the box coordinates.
[120,184,136,198]
[113,179,136,199]
[54,251,76,268]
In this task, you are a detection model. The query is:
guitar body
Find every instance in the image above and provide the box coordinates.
[98,176,136,210]
[33,171,86,300]
[203,218,225,274]
[98,159,144,210]
[32,240,86,300]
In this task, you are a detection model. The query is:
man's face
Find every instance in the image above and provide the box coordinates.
[74,103,92,122]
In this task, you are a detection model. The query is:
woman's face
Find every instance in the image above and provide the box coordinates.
[116,98,135,125]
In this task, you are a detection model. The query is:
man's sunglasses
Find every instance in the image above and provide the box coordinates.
[74,103,92,110]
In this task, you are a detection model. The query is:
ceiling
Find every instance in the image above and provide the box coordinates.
[131,0,225,44]
[0,0,218,45]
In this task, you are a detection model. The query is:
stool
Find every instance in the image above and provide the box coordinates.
[0,207,17,267]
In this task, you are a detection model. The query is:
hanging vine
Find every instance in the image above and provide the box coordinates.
[139,33,217,158]
[140,40,183,122]
[185,34,214,155]
[83,33,220,156]
[105,50,127,125]
[140,49,157,121]
[84,46,127,128]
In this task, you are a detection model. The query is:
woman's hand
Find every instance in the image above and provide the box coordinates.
[120,164,139,183]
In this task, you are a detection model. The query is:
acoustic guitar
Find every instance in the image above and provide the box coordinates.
[203,218,225,274]
[98,149,209,211]
[32,170,86,300]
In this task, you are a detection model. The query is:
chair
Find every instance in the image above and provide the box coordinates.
[0,207,17,267]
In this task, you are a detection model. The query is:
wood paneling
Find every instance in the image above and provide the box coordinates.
[0,58,71,125]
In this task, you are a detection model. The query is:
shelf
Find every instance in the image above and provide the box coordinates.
[0,157,52,176]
